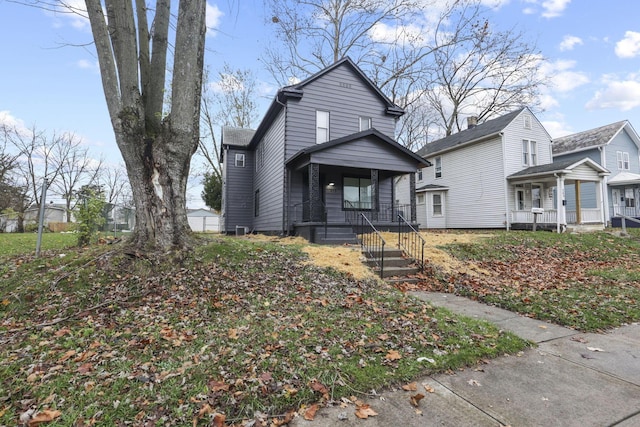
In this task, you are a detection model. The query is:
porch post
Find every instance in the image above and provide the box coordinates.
[596,178,604,225]
[371,169,379,221]
[556,175,566,232]
[410,172,417,222]
[308,163,322,222]
[575,180,582,224]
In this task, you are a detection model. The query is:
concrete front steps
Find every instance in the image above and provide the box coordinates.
[363,247,421,283]
[314,226,358,245]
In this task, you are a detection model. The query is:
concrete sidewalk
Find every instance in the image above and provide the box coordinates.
[290,292,640,427]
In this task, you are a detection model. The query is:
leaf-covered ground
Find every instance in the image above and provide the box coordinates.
[0,236,528,426]
[410,230,640,332]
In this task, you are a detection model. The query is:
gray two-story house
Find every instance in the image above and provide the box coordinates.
[552,120,640,226]
[220,57,429,242]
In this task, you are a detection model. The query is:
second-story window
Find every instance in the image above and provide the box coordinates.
[316,110,329,144]
[617,151,630,170]
[359,116,372,131]
[530,141,537,166]
[522,140,530,166]
[416,168,423,181]
[435,156,442,178]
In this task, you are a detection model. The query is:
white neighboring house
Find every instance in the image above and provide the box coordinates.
[187,208,220,232]
[396,108,609,231]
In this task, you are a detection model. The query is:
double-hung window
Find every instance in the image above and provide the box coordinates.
[522,140,530,166]
[343,177,372,210]
[530,141,537,166]
[432,194,443,216]
[316,111,329,144]
[617,151,630,170]
[235,153,245,167]
[434,156,442,178]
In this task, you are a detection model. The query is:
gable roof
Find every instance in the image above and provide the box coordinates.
[286,128,431,168]
[552,120,640,155]
[507,157,609,180]
[249,57,404,147]
[416,108,527,157]
[608,171,640,186]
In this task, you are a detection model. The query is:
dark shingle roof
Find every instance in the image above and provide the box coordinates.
[507,157,608,179]
[552,121,627,155]
[222,126,256,147]
[416,108,526,157]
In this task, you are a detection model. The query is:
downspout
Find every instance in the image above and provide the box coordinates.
[275,94,289,236]
[500,132,510,230]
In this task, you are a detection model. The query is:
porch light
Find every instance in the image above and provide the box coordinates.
[328,182,335,186]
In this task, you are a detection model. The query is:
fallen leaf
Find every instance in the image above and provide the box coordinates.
[538,325,547,329]
[423,384,435,393]
[28,409,62,426]
[208,380,230,392]
[355,404,378,419]
[410,393,425,407]
[467,379,481,387]
[385,350,402,361]
[212,413,226,427]
[587,347,605,352]
[402,382,417,391]
[310,379,329,399]
[228,328,239,339]
[304,404,319,421]
[58,349,76,362]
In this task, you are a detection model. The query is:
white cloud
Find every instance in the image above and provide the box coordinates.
[543,120,574,138]
[615,31,640,58]
[541,0,571,18]
[0,111,27,131]
[586,77,640,111]
[369,22,425,46]
[206,3,224,37]
[540,59,589,93]
[559,35,583,51]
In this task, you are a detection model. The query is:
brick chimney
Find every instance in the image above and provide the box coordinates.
[467,116,478,129]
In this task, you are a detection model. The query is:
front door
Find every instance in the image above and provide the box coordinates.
[612,189,621,216]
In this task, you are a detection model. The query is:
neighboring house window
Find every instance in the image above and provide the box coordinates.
[434,156,442,178]
[523,114,532,129]
[343,177,372,209]
[254,190,260,216]
[530,141,537,166]
[432,194,442,216]
[532,185,542,208]
[417,194,425,204]
[235,153,245,167]
[522,140,530,166]
[316,110,330,144]
[416,169,423,181]
[516,188,525,210]
[617,151,630,170]
[625,188,635,208]
[359,116,372,131]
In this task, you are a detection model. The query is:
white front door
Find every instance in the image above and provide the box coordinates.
[612,189,621,216]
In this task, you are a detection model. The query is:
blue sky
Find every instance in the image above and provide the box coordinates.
[1,0,640,208]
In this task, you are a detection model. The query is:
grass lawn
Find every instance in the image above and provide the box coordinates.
[0,233,528,426]
[433,229,640,332]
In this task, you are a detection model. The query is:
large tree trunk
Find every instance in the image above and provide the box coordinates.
[85,0,206,252]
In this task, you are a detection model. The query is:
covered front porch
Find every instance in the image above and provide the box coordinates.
[507,158,609,232]
[284,129,429,243]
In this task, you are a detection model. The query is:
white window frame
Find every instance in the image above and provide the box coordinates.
[359,116,372,131]
[523,114,532,129]
[416,168,423,181]
[625,188,635,208]
[522,140,530,166]
[624,152,630,170]
[235,153,245,168]
[316,110,330,144]
[434,156,442,178]
[432,193,443,216]
[530,140,537,166]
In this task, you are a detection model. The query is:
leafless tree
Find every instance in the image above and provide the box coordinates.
[49,132,103,222]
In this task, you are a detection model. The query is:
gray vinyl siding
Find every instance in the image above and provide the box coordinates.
[253,108,286,232]
[309,137,418,172]
[553,148,600,165]
[285,63,397,159]
[606,129,640,173]
[223,147,254,233]
[425,136,506,228]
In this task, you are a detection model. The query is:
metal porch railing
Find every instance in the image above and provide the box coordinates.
[397,213,426,272]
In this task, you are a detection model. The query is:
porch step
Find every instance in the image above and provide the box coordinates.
[363,247,420,279]
[374,265,421,279]
[314,227,358,245]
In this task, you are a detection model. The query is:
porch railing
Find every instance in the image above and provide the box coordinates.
[345,201,386,278]
[397,213,425,272]
[612,206,640,218]
[344,202,411,223]
[511,209,602,224]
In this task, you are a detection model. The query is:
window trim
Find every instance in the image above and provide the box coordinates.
[530,140,537,166]
[432,193,443,216]
[359,116,372,131]
[617,151,630,170]
[523,114,532,129]
[416,168,423,181]
[522,140,530,166]
[434,156,442,179]
[235,153,245,168]
[316,110,330,144]
[342,176,374,210]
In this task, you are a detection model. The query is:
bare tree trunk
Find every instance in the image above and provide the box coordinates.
[85,0,207,252]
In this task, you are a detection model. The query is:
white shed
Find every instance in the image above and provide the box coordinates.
[187,208,220,232]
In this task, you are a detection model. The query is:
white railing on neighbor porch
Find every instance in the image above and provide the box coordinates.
[511,209,602,224]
